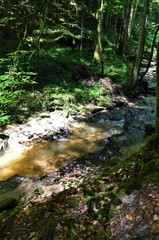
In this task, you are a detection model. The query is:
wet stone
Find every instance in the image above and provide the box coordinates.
[0,139,9,153]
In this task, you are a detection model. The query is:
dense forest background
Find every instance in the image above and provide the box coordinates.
[0,0,159,125]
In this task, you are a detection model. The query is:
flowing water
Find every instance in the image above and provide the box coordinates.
[0,121,123,180]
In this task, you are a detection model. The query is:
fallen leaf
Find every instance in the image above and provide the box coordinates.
[153,214,158,221]
[71,227,77,236]
[98,180,105,184]
[126,214,133,221]
[98,192,104,196]
[136,215,141,221]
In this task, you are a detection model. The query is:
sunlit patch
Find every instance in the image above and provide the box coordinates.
[0,168,15,180]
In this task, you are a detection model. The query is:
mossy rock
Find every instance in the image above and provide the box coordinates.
[0,133,9,139]
[145,124,156,137]
[0,198,18,212]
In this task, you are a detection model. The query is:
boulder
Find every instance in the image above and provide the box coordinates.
[71,65,97,82]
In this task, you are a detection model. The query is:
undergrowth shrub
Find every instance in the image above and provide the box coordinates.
[0,46,128,125]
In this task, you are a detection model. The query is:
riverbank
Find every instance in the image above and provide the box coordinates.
[1,139,159,240]
[0,81,155,198]
[0,61,158,240]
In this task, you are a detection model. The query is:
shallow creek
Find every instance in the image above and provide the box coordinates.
[0,121,123,181]
[0,95,156,203]
[0,60,156,203]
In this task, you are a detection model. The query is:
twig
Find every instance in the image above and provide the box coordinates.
[130,234,149,239]
[15,228,30,232]
[114,228,128,240]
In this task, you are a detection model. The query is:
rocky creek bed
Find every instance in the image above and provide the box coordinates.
[0,92,156,201]
[0,61,159,240]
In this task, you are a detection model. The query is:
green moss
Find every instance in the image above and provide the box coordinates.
[142,159,159,174]
[142,172,159,182]
[68,199,80,208]
[9,204,23,216]
[102,157,120,166]
[0,198,18,212]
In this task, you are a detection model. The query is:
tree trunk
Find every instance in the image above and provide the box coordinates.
[140,25,159,81]
[105,8,110,31]
[80,10,84,53]
[128,0,149,91]
[116,1,132,55]
[156,43,159,138]
[128,0,137,40]
[93,0,104,65]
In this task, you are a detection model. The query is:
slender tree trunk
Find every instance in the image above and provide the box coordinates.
[128,0,149,91]
[123,2,132,53]
[93,0,103,65]
[105,8,110,31]
[114,14,118,35]
[140,25,159,81]
[128,0,137,40]
[36,0,50,81]
[80,10,84,53]
[156,43,159,138]
[116,1,132,55]
[88,0,92,10]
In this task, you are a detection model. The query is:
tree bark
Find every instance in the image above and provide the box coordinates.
[80,10,84,53]
[139,24,159,81]
[116,1,132,55]
[128,0,149,91]
[156,43,159,138]
[105,8,110,31]
[93,0,103,65]
[128,0,137,40]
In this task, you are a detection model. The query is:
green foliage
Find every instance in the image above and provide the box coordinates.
[103,48,129,83]
[43,81,111,114]
[142,159,159,176]
[0,47,113,125]
[142,134,159,149]
[41,45,127,87]
[9,205,23,217]
[142,172,159,182]
[0,52,37,125]
[0,114,10,125]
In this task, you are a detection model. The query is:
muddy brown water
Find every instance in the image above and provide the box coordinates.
[0,122,123,180]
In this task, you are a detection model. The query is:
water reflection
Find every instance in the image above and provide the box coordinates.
[0,122,122,180]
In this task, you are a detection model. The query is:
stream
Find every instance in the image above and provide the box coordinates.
[0,121,123,180]
[0,61,156,205]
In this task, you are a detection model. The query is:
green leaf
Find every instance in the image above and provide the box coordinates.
[97,180,105,184]
[71,227,78,236]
